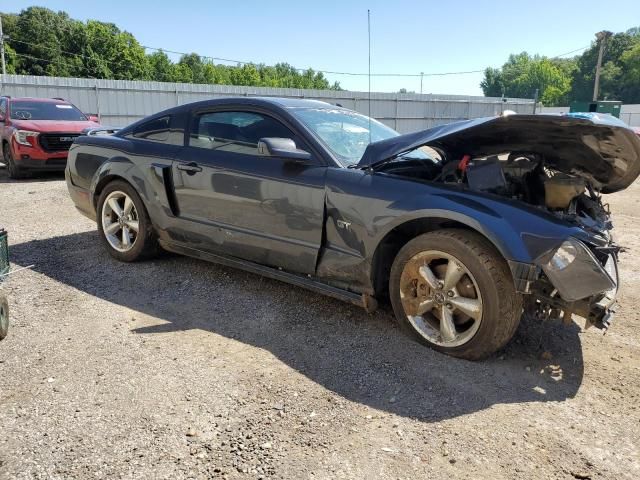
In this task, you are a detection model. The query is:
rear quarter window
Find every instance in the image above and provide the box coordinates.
[127,116,184,145]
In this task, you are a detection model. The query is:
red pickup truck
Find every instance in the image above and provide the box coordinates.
[0,96,100,179]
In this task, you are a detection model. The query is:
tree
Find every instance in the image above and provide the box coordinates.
[569,31,640,102]
[1,6,342,90]
[619,42,640,103]
[176,53,207,83]
[480,67,505,97]
[230,63,261,86]
[81,20,150,80]
[480,52,573,105]
[9,7,80,77]
[148,50,174,82]
[482,26,640,105]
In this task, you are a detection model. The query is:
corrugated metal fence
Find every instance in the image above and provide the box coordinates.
[0,74,536,133]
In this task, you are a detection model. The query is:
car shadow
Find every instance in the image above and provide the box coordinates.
[10,231,584,422]
[0,164,65,183]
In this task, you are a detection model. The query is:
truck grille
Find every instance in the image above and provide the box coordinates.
[39,134,79,152]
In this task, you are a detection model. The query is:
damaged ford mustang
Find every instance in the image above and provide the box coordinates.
[65,98,640,359]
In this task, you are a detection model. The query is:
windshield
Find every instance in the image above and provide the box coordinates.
[10,101,87,121]
[292,108,401,166]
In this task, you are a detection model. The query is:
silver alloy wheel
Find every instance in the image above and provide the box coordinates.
[101,190,140,253]
[399,250,483,347]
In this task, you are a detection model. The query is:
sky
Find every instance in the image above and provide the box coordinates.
[4,0,640,96]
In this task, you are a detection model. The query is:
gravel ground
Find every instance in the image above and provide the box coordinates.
[0,167,639,480]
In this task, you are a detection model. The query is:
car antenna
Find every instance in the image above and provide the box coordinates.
[367,9,372,145]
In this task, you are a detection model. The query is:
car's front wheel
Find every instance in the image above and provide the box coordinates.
[389,229,522,360]
[96,180,158,262]
[3,143,26,179]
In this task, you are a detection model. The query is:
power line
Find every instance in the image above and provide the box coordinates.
[11,51,96,77]
[2,14,593,80]
[553,45,591,57]
[7,37,150,77]
[140,43,486,77]
[10,38,98,62]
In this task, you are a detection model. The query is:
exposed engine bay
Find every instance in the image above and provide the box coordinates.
[376,151,612,236]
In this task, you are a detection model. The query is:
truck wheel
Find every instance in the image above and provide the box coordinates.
[3,143,26,179]
[0,294,8,340]
[389,229,522,360]
[96,180,158,262]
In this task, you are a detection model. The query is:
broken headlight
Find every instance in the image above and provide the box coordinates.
[541,238,615,302]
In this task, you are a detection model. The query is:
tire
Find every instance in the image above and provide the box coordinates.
[96,180,159,262]
[0,294,8,341]
[3,143,26,179]
[389,229,522,360]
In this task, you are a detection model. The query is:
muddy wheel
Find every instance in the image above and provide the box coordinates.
[96,180,158,262]
[389,229,522,360]
[0,294,8,340]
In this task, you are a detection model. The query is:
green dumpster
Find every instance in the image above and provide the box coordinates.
[570,101,622,118]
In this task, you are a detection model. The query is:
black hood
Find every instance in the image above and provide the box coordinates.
[358,114,640,193]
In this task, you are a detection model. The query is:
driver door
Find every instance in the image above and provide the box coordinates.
[171,109,327,275]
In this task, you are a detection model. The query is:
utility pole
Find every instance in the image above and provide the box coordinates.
[0,15,6,75]
[420,72,424,94]
[533,88,539,114]
[593,30,612,101]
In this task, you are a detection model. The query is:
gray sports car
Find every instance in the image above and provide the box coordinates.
[65,98,640,359]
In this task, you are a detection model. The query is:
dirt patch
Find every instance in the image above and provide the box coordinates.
[0,168,639,479]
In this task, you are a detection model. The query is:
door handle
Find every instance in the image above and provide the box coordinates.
[177,162,202,175]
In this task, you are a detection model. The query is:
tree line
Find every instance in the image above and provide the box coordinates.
[481,27,640,106]
[1,7,341,90]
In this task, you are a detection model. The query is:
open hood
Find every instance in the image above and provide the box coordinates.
[358,113,640,193]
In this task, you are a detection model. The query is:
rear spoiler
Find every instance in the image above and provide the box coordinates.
[81,127,120,136]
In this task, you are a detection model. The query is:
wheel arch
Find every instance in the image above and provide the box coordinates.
[90,157,150,211]
[93,173,125,208]
[370,215,515,299]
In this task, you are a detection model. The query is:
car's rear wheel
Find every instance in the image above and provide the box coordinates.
[96,180,158,262]
[3,143,26,179]
[389,229,522,360]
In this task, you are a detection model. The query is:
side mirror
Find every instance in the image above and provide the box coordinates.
[257,137,312,161]
[0,114,5,122]
[85,113,100,123]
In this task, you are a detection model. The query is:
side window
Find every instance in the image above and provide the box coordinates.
[0,99,6,119]
[127,116,183,145]
[189,111,301,155]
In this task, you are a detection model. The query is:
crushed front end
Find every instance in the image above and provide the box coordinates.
[523,234,620,331]
[504,175,621,330]
[363,113,639,332]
